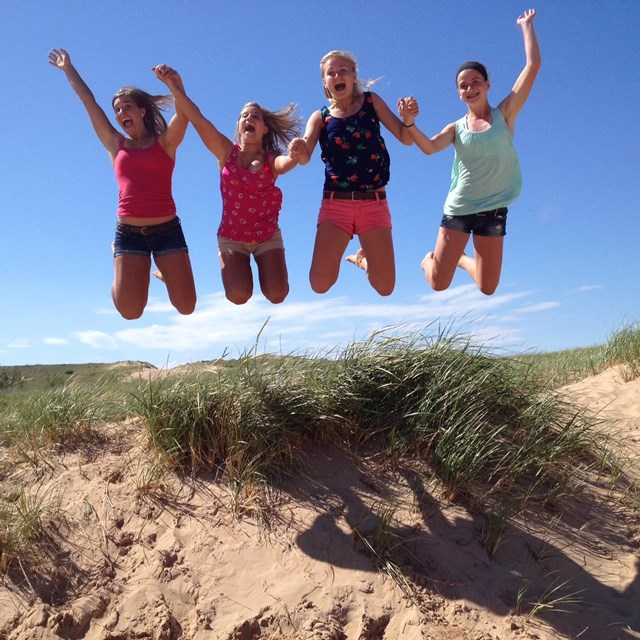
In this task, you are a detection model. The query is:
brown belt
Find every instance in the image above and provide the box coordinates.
[117,217,180,235]
[323,190,386,201]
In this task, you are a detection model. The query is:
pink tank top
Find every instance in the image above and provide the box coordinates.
[114,137,176,218]
[218,145,282,242]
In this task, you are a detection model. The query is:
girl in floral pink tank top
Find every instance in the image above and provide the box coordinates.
[156,66,305,305]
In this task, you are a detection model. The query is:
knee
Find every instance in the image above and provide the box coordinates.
[264,286,289,305]
[226,290,252,305]
[372,280,395,297]
[117,306,145,320]
[479,284,498,296]
[309,273,334,295]
[176,301,196,315]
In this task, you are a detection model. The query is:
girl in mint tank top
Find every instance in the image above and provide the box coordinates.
[398,9,541,296]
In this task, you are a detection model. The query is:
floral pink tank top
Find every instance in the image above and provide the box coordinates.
[218,145,282,242]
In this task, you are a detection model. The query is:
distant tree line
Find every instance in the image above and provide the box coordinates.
[0,368,23,391]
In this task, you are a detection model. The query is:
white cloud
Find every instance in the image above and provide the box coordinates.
[8,339,31,349]
[42,337,68,345]
[514,301,560,314]
[75,331,119,349]
[87,286,541,361]
[575,285,604,293]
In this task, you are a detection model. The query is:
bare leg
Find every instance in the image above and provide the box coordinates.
[309,223,351,294]
[420,227,469,291]
[112,254,152,320]
[154,251,197,314]
[457,235,504,295]
[219,251,254,304]
[358,227,395,296]
[255,248,289,304]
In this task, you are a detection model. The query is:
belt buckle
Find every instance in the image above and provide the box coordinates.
[140,226,151,235]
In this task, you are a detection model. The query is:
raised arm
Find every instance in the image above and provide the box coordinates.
[48,48,121,159]
[397,97,455,156]
[153,65,233,168]
[498,9,541,132]
[152,65,188,159]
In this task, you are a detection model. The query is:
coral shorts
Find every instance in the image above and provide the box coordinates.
[317,197,392,238]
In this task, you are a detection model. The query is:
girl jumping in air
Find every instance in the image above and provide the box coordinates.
[295,50,417,296]
[154,65,303,305]
[48,49,196,319]
[399,9,541,295]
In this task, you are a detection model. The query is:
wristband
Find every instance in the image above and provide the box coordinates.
[402,122,415,128]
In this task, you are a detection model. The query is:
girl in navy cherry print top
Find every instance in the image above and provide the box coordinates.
[294,51,418,296]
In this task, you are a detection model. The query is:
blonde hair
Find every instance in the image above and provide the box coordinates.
[112,87,173,137]
[234,102,302,155]
[319,50,378,105]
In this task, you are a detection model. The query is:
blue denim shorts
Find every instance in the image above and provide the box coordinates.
[440,207,508,237]
[113,217,189,258]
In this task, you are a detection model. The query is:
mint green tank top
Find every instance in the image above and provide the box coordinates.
[444,107,522,216]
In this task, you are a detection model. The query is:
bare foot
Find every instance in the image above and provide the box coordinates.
[420,251,434,272]
[152,270,165,282]
[345,248,367,271]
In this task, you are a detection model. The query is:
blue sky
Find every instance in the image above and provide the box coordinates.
[1,0,638,367]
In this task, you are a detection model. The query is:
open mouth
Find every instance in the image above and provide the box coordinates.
[334,82,346,92]
[122,118,134,129]
[245,124,255,133]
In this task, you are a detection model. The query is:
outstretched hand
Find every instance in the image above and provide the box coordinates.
[516,8,536,25]
[152,64,181,87]
[48,48,71,72]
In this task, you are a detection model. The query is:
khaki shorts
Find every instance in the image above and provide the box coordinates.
[217,229,285,257]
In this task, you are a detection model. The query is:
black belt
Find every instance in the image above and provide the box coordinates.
[117,217,180,235]
[323,190,386,201]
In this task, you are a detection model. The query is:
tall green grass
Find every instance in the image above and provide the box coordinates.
[2,323,639,570]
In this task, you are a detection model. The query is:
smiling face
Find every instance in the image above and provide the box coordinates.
[456,69,490,106]
[113,96,147,135]
[321,55,357,101]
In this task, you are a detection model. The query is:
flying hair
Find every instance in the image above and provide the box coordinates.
[112,87,173,137]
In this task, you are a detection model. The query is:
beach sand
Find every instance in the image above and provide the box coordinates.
[1,366,638,639]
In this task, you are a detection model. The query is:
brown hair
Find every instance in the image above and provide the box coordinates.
[112,87,174,137]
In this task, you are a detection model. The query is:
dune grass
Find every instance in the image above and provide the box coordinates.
[1,323,639,576]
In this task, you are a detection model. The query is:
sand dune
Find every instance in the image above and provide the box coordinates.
[1,369,639,639]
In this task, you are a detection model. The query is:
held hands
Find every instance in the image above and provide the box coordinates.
[288,137,309,163]
[397,96,419,126]
[516,8,536,26]
[48,48,72,72]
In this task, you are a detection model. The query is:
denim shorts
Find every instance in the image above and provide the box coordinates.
[113,216,189,258]
[217,229,285,257]
[440,207,508,237]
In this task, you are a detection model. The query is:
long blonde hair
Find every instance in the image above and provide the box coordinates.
[234,102,302,155]
[319,50,378,106]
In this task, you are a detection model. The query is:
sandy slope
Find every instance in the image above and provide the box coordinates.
[0,368,639,640]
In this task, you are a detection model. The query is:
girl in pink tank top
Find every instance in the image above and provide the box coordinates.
[48,50,196,320]
[155,65,305,305]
